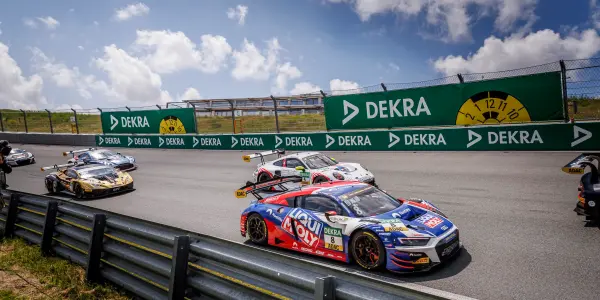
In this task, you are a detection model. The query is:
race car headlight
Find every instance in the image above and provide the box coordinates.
[332,172,344,180]
[397,237,430,247]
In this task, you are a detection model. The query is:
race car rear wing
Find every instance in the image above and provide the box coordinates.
[242,149,285,164]
[63,148,97,157]
[562,153,600,183]
[40,162,80,172]
[236,175,302,200]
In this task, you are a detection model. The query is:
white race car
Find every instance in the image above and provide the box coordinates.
[242,149,377,186]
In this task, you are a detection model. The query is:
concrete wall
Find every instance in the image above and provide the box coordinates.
[0,132,95,146]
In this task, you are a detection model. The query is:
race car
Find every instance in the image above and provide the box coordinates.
[236,176,462,273]
[243,149,376,186]
[5,148,35,166]
[562,153,600,224]
[63,148,137,171]
[41,162,134,199]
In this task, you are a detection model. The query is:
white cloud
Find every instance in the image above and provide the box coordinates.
[327,0,539,43]
[290,82,321,95]
[134,30,232,74]
[69,8,75,13]
[227,5,249,25]
[23,18,38,29]
[330,79,360,95]
[31,47,111,100]
[78,46,84,50]
[178,87,201,101]
[0,42,46,110]
[37,16,60,29]
[55,104,83,111]
[433,29,600,76]
[272,62,302,95]
[114,2,150,21]
[389,62,400,71]
[95,44,172,105]
[231,38,282,81]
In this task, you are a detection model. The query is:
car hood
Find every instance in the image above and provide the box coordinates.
[102,156,131,165]
[367,204,453,237]
[314,162,372,179]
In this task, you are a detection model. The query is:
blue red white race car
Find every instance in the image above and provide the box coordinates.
[236,176,462,272]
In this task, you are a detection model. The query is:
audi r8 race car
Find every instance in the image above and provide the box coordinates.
[562,153,600,224]
[236,176,462,273]
[63,148,137,171]
[5,148,35,166]
[41,162,134,199]
[243,149,376,186]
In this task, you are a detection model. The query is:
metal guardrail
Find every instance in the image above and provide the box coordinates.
[0,190,458,300]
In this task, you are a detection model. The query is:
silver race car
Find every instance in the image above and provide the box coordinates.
[243,149,376,186]
[63,148,137,172]
[6,148,36,166]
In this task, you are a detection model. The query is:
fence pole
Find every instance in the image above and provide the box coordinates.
[559,60,570,122]
[40,201,58,255]
[86,213,106,283]
[20,109,28,133]
[71,109,80,134]
[97,108,103,134]
[228,100,236,134]
[315,276,336,300]
[168,235,190,300]
[2,194,20,239]
[380,83,387,92]
[0,111,4,132]
[270,95,280,133]
[189,103,198,134]
[457,74,465,83]
[45,109,54,134]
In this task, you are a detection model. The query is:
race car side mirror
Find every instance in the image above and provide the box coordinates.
[295,166,305,171]
[325,211,337,222]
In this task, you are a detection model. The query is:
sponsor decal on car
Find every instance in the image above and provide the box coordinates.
[382,222,408,232]
[266,208,283,222]
[281,208,323,249]
[324,227,344,251]
[415,257,430,264]
[441,240,459,257]
[415,214,444,228]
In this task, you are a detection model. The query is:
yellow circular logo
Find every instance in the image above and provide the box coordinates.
[456,91,531,125]
[159,116,187,134]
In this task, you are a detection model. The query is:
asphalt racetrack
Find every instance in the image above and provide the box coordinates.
[8,144,600,300]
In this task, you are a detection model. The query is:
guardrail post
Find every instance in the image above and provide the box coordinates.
[169,235,190,300]
[314,276,336,300]
[2,194,20,239]
[20,109,28,133]
[270,95,280,133]
[228,100,236,134]
[40,201,58,256]
[45,109,54,134]
[71,109,80,134]
[86,213,106,283]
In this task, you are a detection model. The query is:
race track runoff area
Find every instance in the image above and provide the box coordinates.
[8,144,600,300]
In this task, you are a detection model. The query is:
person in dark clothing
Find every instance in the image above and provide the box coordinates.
[0,140,13,174]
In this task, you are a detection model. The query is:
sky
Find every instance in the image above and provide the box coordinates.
[0,0,599,111]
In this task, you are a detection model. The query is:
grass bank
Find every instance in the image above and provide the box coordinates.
[0,238,128,300]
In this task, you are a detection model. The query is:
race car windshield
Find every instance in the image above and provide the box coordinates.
[91,151,118,159]
[10,149,26,154]
[340,186,400,217]
[79,168,118,178]
[303,154,337,169]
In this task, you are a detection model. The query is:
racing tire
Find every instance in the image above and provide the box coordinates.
[246,213,268,245]
[350,230,386,271]
[257,172,271,183]
[45,179,54,194]
[73,183,85,200]
[49,180,62,194]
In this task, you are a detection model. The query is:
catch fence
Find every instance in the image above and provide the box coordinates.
[1,58,599,135]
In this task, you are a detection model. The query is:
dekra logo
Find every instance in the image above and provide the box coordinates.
[110,114,150,130]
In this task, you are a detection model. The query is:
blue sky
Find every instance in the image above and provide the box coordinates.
[0,0,599,111]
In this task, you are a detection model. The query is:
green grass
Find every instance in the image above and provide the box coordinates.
[0,238,128,300]
[1,99,598,135]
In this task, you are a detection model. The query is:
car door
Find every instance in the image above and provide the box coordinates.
[286,194,347,258]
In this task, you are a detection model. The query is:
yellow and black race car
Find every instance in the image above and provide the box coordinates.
[42,162,134,199]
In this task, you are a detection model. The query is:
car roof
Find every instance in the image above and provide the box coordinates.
[71,164,111,172]
[279,151,322,160]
